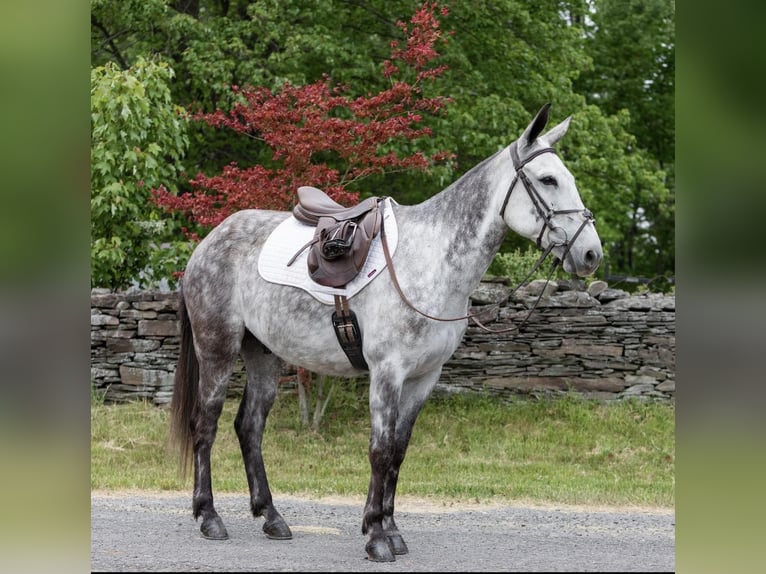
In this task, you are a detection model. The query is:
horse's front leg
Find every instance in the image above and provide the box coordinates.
[381,369,442,556]
[362,368,403,562]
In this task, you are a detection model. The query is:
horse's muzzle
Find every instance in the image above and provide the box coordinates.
[560,244,602,277]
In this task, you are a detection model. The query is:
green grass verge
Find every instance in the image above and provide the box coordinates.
[91,383,674,508]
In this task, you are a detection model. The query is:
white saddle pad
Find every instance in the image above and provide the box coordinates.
[258,198,398,304]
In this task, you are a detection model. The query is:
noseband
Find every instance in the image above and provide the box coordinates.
[499,142,595,270]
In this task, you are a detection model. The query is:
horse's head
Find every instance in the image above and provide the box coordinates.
[500,104,602,277]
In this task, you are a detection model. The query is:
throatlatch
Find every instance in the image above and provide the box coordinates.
[332,295,368,370]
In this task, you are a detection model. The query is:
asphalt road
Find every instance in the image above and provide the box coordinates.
[91,491,674,572]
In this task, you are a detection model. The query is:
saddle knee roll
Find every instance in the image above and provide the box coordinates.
[308,208,381,288]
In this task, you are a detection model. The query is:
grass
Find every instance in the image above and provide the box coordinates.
[91,382,674,508]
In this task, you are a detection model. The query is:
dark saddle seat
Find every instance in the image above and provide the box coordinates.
[290,186,384,288]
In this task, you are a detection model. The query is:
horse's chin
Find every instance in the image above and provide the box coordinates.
[556,256,577,276]
[558,255,599,278]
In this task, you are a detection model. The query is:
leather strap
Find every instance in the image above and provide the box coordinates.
[331,295,369,370]
[378,218,549,334]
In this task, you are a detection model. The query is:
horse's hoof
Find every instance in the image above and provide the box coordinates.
[263,516,292,540]
[388,533,409,555]
[365,538,396,562]
[201,516,229,540]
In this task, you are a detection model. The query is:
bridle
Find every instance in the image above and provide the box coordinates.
[499,141,595,274]
[380,141,597,334]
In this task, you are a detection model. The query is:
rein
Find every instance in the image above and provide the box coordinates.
[380,222,555,334]
[380,143,595,335]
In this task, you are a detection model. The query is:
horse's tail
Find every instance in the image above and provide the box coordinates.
[169,285,198,477]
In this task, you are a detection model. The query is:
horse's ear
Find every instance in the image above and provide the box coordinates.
[520,103,551,148]
[541,115,572,147]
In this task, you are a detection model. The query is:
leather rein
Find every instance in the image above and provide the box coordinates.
[380,143,596,334]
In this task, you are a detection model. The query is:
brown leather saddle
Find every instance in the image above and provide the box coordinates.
[288,186,386,371]
[291,186,383,289]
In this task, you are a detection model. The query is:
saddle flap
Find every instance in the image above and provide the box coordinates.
[307,205,381,288]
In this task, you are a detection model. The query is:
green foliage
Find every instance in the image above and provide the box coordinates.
[575,0,675,279]
[90,0,674,285]
[91,0,169,70]
[91,57,192,288]
[577,0,675,165]
[560,105,670,278]
[487,245,566,283]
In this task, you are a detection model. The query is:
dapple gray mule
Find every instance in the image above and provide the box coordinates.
[170,103,602,562]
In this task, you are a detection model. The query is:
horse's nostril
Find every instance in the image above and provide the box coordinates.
[585,250,599,265]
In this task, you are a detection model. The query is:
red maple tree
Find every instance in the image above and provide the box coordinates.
[153,1,454,231]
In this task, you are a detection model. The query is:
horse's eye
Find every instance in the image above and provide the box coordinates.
[541,176,557,187]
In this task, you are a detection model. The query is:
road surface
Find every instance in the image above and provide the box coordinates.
[91,491,674,572]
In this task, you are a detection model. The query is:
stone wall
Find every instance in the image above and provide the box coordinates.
[90,279,674,405]
[90,290,181,405]
[437,279,674,402]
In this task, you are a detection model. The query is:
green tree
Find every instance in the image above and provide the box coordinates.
[90,0,673,284]
[575,0,675,279]
[384,0,670,283]
[91,57,191,289]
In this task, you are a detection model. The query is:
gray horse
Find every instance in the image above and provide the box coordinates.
[170,103,602,562]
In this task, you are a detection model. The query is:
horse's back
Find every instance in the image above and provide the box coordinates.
[180,204,467,377]
[181,209,288,320]
[185,209,286,277]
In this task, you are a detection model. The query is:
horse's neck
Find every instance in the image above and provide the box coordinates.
[402,151,509,301]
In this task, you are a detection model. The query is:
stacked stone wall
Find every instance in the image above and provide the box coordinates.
[90,280,674,404]
[438,279,674,401]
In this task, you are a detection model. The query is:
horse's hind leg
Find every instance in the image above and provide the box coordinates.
[235,332,292,540]
[192,346,239,540]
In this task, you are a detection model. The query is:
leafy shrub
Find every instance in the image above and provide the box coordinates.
[487,246,568,283]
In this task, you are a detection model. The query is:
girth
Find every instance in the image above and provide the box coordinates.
[331,295,368,370]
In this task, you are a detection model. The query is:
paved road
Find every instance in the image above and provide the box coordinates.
[91,492,674,572]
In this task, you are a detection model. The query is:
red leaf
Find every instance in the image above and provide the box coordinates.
[155,2,454,237]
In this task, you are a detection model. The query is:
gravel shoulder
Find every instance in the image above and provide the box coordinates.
[91,490,674,572]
